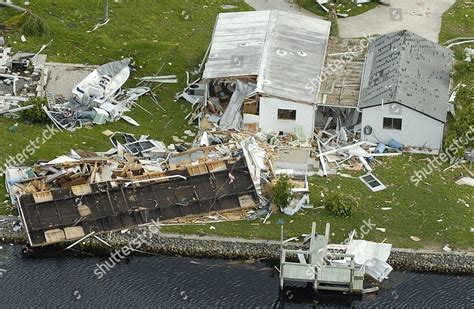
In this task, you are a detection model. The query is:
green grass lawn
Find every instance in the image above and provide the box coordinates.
[439,0,474,43]
[439,0,474,86]
[0,0,251,214]
[303,0,379,17]
[163,155,473,250]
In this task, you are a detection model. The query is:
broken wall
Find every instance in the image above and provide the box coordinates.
[259,97,315,138]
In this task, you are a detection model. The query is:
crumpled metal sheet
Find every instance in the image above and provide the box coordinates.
[219,80,256,131]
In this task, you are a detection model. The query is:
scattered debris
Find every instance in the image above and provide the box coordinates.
[464,47,474,62]
[10,132,277,247]
[280,222,392,293]
[410,236,421,242]
[455,177,474,187]
[442,244,452,252]
[359,173,387,192]
[135,75,177,84]
[42,58,158,131]
[87,19,110,33]
[0,44,48,115]
[221,4,237,10]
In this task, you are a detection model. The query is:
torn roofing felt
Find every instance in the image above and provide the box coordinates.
[18,157,258,247]
[202,10,331,105]
[358,30,453,122]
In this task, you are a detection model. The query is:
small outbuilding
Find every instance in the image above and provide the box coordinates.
[358,30,453,154]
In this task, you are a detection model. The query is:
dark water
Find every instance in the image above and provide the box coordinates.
[0,244,473,308]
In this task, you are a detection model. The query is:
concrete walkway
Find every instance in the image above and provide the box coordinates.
[244,0,319,17]
[244,0,455,43]
[338,0,455,42]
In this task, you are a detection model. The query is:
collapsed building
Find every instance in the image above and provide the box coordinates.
[8,135,262,247]
[280,222,392,293]
[0,41,48,115]
[194,10,331,139]
[179,11,453,155]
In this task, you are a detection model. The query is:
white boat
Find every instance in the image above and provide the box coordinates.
[72,58,131,108]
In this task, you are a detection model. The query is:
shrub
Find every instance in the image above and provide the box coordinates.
[272,174,294,209]
[4,13,48,36]
[325,191,357,218]
[21,97,49,123]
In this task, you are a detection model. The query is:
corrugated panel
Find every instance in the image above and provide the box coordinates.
[202,11,331,105]
[202,11,271,79]
[258,11,330,104]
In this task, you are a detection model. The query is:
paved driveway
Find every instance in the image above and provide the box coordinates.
[244,0,455,42]
[338,0,455,42]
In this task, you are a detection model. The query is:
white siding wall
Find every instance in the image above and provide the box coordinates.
[361,103,444,151]
[259,97,315,138]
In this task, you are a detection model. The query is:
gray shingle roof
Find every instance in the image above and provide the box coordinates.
[358,30,453,122]
[203,10,331,105]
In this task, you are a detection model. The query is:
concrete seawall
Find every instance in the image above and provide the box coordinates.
[1,218,472,274]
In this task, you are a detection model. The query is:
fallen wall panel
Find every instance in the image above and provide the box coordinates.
[18,158,258,247]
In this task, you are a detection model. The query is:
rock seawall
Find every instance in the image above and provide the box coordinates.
[1,218,472,274]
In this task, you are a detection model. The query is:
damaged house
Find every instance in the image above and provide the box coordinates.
[358,30,453,154]
[200,10,331,139]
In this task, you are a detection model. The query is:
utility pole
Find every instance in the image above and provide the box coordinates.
[102,0,109,23]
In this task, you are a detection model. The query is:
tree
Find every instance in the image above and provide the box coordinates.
[272,174,294,209]
[1,1,48,36]
[21,97,49,123]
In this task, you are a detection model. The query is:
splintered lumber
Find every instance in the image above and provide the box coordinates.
[318,141,328,176]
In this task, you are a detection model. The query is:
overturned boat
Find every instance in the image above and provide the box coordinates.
[71,58,131,107]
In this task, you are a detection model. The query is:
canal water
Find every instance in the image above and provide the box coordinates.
[0,244,472,308]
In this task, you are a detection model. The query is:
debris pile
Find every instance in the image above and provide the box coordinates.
[7,132,272,246]
[43,58,173,131]
[313,123,402,191]
[0,42,48,117]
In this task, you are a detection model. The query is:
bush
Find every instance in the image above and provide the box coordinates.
[272,174,294,209]
[325,191,357,218]
[21,14,48,36]
[21,97,49,123]
[4,13,48,36]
